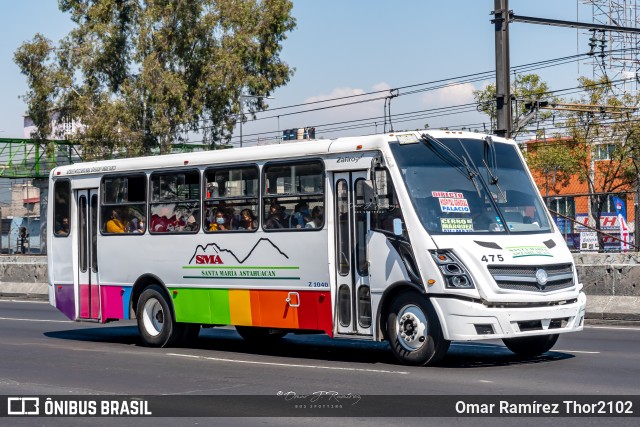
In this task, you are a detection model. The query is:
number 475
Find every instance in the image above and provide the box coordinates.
[481,254,504,262]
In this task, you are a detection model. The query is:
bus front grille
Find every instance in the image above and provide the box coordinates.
[487,263,575,293]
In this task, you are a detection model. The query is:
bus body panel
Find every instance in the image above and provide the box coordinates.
[431,293,586,341]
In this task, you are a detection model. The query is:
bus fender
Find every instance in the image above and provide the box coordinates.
[130,274,174,320]
[375,280,428,341]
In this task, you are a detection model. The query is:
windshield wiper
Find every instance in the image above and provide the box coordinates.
[421,133,482,198]
[482,136,506,202]
[462,156,482,198]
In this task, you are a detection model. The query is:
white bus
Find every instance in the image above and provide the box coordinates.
[47,130,585,366]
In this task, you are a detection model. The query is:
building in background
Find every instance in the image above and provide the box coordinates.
[0,180,41,254]
[525,137,636,251]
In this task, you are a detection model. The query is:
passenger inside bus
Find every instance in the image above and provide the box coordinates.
[265,203,286,229]
[55,216,70,236]
[238,209,257,230]
[106,209,126,233]
[290,202,310,228]
[305,206,324,228]
[216,201,234,229]
[208,210,229,231]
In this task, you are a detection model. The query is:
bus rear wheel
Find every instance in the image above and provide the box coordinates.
[502,334,559,357]
[235,326,287,343]
[386,291,449,366]
[137,285,183,347]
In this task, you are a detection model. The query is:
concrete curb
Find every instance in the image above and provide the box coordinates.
[0,282,48,300]
[585,295,640,322]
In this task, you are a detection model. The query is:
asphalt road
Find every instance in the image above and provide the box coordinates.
[0,299,638,426]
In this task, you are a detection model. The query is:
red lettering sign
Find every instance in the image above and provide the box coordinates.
[195,255,224,264]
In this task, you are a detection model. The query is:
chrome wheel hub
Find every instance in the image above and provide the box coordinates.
[396,304,428,351]
[142,298,164,337]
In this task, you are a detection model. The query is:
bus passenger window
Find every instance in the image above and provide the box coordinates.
[54,180,71,237]
[204,166,259,233]
[262,161,324,231]
[149,170,200,234]
[101,174,147,235]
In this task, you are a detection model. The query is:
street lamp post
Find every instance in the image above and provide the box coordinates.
[239,94,273,148]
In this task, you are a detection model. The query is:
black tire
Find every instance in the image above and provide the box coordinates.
[235,326,287,343]
[136,285,183,347]
[386,291,450,366]
[502,334,559,357]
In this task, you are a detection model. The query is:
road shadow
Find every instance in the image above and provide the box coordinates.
[44,324,141,346]
[44,324,574,368]
[440,342,575,368]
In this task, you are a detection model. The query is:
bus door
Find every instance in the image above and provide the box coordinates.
[76,188,100,320]
[334,172,372,335]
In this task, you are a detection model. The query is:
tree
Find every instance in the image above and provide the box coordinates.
[14,0,296,159]
[559,76,640,250]
[473,73,555,137]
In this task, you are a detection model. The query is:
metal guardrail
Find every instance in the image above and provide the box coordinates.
[0,138,231,179]
[0,138,81,179]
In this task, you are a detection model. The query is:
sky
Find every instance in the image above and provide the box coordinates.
[0,1,617,145]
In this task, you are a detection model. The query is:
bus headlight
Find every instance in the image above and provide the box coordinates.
[430,250,476,289]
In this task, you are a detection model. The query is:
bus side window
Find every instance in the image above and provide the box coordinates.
[101,174,147,235]
[204,166,259,233]
[262,161,324,231]
[54,180,71,237]
[149,170,200,234]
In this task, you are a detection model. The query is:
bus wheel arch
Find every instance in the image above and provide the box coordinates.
[376,281,425,342]
[380,286,450,366]
[130,274,171,320]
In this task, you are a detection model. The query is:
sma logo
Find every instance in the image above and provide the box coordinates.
[195,255,224,265]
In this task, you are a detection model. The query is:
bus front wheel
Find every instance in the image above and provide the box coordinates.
[502,334,559,357]
[386,291,449,366]
[137,285,182,347]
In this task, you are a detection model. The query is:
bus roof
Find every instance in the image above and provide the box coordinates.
[51,130,512,178]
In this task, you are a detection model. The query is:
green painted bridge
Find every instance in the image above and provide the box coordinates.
[0,138,80,179]
[0,138,228,179]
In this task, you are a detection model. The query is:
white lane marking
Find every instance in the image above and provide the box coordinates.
[553,349,600,354]
[0,316,71,324]
[167,353,409,375]
[586,326,640,331]
[479,380,493,383]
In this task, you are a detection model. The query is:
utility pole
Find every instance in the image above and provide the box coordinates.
[493,0,512,139]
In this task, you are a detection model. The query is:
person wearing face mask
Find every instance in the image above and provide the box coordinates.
[208,210,228,231]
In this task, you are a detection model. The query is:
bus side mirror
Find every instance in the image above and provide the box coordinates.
[393,218,403,236]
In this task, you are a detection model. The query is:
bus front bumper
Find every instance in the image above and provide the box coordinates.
[430,291,586,341]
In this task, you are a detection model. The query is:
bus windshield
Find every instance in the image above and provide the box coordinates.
[389,136,552,235]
